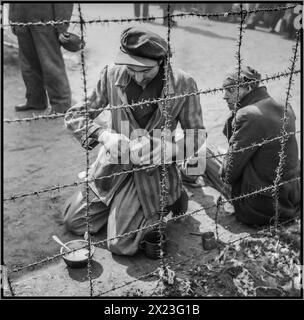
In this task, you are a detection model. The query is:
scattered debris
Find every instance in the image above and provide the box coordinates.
[156,220,301,297]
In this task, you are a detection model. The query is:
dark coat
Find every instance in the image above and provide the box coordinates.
[8,4,73,113]
[222,86,300,226]
[9,4,73,33]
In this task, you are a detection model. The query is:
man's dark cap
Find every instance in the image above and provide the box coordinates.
[115,26,168,67]
[224,66,262,85]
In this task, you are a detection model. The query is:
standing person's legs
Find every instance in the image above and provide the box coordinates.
[134,3,140,18]
[269,11,284,31]
[162,4,167,24]
[162,4,176,26]
[62,188,109,235]
[31,25,71,113]
[107,176,159,256]
[245,12,260,29]
[16,27,48,110]
[143,3,149,18]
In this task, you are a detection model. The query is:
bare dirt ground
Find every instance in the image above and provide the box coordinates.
[2,4,301,296]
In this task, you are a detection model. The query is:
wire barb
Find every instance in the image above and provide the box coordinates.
[157,3,172,292]
[272,30,301,230]
[3,3,301,297]
[3,130,300,202]
[78,3,94,297]
[216,2,246,243]
[7,177,299,278]
[3,4,297,28]
[3,70,300,124]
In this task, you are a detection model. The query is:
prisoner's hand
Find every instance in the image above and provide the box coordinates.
[141,137,178,165]
[98,131,130,161]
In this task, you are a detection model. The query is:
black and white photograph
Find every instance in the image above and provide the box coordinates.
[1,1,303,302]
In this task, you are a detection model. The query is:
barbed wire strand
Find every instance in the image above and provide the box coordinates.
[3,70,300,124]
[6,276,16,297]
[7,200,299,296]
[4,264,16,297]
[78,3,93,297]
[98,212,300,296]
[215,196,222,240]
[98,246,206,296]
[272,30,301,230]
[92,178,300,247]
[3,4,301,296]
[3,130,300,202]
[3,4,297,28]
[172,4,297,20]
[99,248,203,296]
[7,176,299,276]
[3,180,83,201]
[215,4,246,241]
[157,3,172,293]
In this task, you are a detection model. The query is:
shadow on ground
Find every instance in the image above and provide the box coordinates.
[66,260,103,282]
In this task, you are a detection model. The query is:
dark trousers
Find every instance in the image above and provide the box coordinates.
[16,25,71,113]
[134,3,149,18]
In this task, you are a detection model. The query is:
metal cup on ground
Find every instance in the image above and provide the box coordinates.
[190,231,217,250]
[60,240,95,268]
[140,230,166,259]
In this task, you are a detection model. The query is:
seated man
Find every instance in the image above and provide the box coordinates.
[63,26,205,255]
[206,66,300,226]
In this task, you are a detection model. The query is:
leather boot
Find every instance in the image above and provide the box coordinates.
[15,103,47,112]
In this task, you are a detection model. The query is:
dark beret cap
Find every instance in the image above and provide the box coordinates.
[115,26,169,67]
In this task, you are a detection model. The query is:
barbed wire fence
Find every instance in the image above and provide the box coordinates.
[3,70,301,124]
[3,130,300,202]
[2,3,302,297]
[215,3,246,241]
[77,3,94,297]
[272,29,301,230]
[6,176,300,270]
[2,4,298,28]
[157,3,173,293]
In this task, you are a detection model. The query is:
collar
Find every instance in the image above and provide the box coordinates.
[114,65,131,88]
[239,86,270,108]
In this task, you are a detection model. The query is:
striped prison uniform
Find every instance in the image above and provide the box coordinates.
[63,63,205,255]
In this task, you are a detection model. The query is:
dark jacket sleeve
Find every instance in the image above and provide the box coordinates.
[53,4,74,33]
[222,108,263,184]
[64,65,110,150]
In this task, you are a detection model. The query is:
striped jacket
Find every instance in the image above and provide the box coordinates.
[65,63,205,219]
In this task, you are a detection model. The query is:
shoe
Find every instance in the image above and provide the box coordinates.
[15,103,47,112]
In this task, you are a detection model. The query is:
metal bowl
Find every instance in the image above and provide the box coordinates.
[60,240,95,268]
[140,230,167,260]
